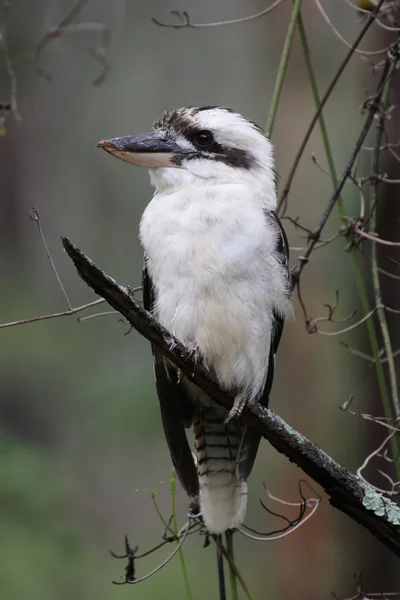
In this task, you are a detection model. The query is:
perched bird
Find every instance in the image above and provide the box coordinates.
[98,106,292,534]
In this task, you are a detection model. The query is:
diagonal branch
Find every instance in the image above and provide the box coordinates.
[62,237,400,559]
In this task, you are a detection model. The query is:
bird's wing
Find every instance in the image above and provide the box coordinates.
[142,263,199,497]
[236,210,291,480]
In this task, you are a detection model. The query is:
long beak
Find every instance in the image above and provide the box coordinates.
[97,132,183,168]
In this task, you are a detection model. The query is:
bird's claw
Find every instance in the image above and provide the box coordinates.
[224,392,247,424]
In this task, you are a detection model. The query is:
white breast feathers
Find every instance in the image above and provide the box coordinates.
[140,182,291,403]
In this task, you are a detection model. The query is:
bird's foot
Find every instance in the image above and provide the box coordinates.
[186,343,201,377]
[224,391,247,424]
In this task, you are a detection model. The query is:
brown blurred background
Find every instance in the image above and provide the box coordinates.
[0,1,399,598]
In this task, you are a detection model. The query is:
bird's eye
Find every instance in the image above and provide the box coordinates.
[193,130,214,148]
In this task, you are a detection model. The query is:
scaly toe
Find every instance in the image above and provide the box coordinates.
[224,392,247,424]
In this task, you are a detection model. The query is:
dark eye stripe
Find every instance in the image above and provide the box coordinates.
[171,145,255,170]
[154,109,257,170]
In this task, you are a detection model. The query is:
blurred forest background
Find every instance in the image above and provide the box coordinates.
[1,1,399,598]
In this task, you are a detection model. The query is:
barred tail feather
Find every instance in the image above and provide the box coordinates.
[194,408,247,534]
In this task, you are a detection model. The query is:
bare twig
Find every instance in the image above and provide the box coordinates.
[317,307,377,336]
[350,219,400,246]
[242,480,321,539]
[239,494,319,541]
[279,0,386,213]
[291,40,397,286]
[113,521,192,585]
[29,208,72,309]
[151,1,283,29]
[357,431,399,494]
[78,310,118,322]
[0,298,105,329]
[314,0,390,56]
[341,398,400,432]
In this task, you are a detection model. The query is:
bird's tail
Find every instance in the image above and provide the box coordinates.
[193,407,247,534]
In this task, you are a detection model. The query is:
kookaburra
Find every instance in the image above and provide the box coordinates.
[98,106,292,534]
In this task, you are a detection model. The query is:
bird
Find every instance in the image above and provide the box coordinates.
[98,106,292,535]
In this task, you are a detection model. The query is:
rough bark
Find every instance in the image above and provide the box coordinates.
[62,236,400,558]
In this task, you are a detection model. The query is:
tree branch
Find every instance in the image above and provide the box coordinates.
[61,237,400,558]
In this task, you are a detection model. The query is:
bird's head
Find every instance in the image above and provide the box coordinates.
[98,106,276,199]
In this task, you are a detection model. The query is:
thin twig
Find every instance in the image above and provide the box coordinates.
[357,431,398,494]
[0,298,105,329]
[238,496,319,541]
[291,42,397,285]
[317,307,378,336]
[29,208,72,309]
[279,0,386,213]
[314,0,390,56]
[244,479,320,536]
[113,522,191,585]
[352,222,400,246]
[78,310,118,322]
[151,0,283,29]
[78,285,142,322]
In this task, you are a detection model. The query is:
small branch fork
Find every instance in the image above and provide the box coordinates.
[0,209,140,330]
[109,482,319,591]
[60,236,400,558]
[291,38,398,289]
[285,38,400,350]
[341,398,400,496]
[110,519,200,586]
[240,480,320,541]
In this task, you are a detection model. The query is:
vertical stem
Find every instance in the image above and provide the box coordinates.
[215,535,227,600]
[226,530,239,600]
[265,0,303,138]
[220,543,256,600]
[170,469,193,600]
[297,15,400,470]
[370,75,400,421]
